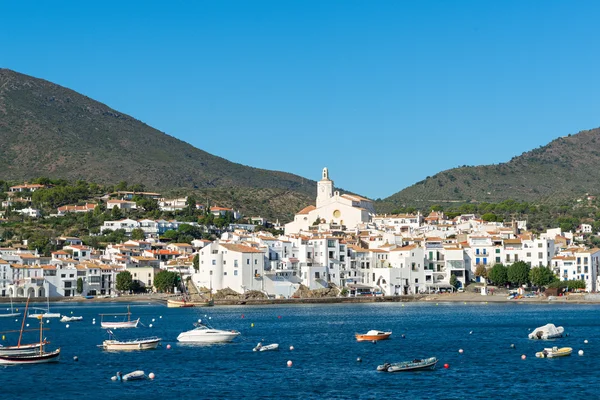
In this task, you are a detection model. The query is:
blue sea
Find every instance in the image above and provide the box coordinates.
[1,301,599,399]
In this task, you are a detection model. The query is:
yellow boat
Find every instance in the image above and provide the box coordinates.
[535,346,572,358]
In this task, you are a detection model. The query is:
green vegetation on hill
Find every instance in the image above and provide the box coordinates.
[0,68,316,196]
[381,128,600,207]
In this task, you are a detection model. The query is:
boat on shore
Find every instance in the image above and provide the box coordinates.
[377,357,438,372]
[535,346,572,358]
[177,320,240,343]
[100,330,161,351]
[100,305,139,329]
[355,330,392,341]
[528,323,565,340]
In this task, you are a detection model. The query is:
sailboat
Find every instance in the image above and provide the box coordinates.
[0,296,60,363]
[99,305,140,329]
[0,296,21,318]
[167,273,214,308]
[28,292,61,319]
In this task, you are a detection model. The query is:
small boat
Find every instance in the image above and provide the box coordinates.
[253,342,279,352]
[0,297,61,365]
[28,291,61,319]
[177,321,240,343]
[114,370,147,381]
[377,357,438,372]
[100,330,161,351]
[355,330,392,342]
[84,295,94,300]
[167,298,195,308]
[60,316,83,323]
[528,323,565,340]
[0,342,47,356]
[100,305,139,329]
[535,346,572,358]
[0,297,21,318]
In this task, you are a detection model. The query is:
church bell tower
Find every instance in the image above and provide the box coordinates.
[316,167,334,208]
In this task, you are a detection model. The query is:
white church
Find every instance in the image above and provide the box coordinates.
[284,168,375,234]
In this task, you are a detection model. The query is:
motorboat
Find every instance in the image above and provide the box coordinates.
[377,357,438,372]
[355,330,392,342]
[114,370,147,381]
[60,315,83,322]
[528,323,565,340]
[253,342,279,352]
[100,305,139,329]
[177,321,240,343]
[535,346,572,358]
[100,330,161,351]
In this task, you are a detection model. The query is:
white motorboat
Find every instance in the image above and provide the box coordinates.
[100,330,161,351]
[528,323,565,340]
[253,342,279,352]
[100,305,139,329]
[177,321,240,343]
[60,315,83,322]
[114,370,147,381]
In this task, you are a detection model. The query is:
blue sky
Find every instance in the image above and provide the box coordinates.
[2,1,600,199]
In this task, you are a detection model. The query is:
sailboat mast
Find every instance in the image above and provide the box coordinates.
[18,296,31,347]
[39,317,44,354]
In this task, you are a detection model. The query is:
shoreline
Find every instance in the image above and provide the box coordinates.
[0,292,594,306]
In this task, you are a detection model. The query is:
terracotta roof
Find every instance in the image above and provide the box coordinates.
[296,205,316,215]
[220,244,264,253]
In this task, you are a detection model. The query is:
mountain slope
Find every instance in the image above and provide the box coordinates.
[383,128,600,208]
[0,68,315,196]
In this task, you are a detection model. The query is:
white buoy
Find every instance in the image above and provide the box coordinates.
[66,324,70,328]
[579,350,584,356]
[160,316,163,319]
[15,319,18,322]
[356,357,362,362]
[111,376,117,381]
[584,340,589,344]
[521,354,526,360]
[149,324,153,328]
[73,356,78,361]
[166,344,171,350]
[26,324,29,327]
[459,349,464,354]
[287,360,293,367]
[46,320,50,324]
[152,318,155,322]
[92,321,96,324]
[289,345,294,351]
[198,319,202,323]
[148,372,155,380]
[469,331,473,335]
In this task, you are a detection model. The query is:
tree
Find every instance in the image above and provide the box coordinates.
[153,270,179,293]
[131,228,146,240]
[488,264,508,286]
[481,213,498,222]
[507,261,531,286]
[193,254,199,271]
[76,277,84,295]
[529,266,557,287]
[111,205,123,219]
[474,264,488,278]
[116,271,133,292]
[449,273,459,289]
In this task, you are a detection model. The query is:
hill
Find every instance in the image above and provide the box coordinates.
[0,69,315,197]
[381,128,600,210]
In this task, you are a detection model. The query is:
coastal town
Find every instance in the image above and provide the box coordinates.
[0,168,597,301]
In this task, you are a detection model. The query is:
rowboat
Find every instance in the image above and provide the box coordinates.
[253,342,279,352]
[355,330,392,341]
[377,357,438,372]
[100,305,139,329]
[535,346,572,358]
[100,330,161,351]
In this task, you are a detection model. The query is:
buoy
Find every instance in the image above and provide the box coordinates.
[287,360,293,367]
[1,335,4,340]
[443,363,449,369]
[356,357,362,362]
[584,340,589,344]
[251,323,254,328]
[579,350,584,356]
[73,356,78,361]
[198,319,202,323]
[149,324,153,328]
[372,340,376,344]
[521,355,526,360]
[464,302,467,304]
[469,331,473,335]
[111,376,117,381]
[152,318,155,322]
[15,319,18,322]
[436,303,438,306]
[92,321,96,325]
[458,349,464,354]
[401,304,404,307]
[66,324,70,328]
[46,320,50,324]
[26,324,29,327]
[160,316,163,319]
[167,344,171,350]
[71,311,73,314]
[241,314,245,318]
[401,334,406,339]
[510,344,515,349]
[148,372,155,380]
[289,346,294,351]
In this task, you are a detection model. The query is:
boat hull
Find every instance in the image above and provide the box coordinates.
[167,299,214,308]
[177,330,240,343]
[378,357,438,372]
[102,338,161,351]
[0,312,21,318]
[0,348,61,365]
[0,342,47,356]
[101,319,140,329]
[355,332,392,342]
[28,313,61,319]
[536,347,572,358]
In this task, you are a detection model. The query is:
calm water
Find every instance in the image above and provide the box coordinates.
[1,301,599,399]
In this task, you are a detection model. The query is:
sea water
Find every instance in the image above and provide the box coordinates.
[0,301,598,399]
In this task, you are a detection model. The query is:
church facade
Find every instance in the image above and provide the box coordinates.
[284,168,374,234]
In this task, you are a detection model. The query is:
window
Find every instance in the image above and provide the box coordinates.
[526,253,531,257]
[476,258,480,265]
[234,270,238,276]
[496,257,501,263]
[224,272,227,276]
[483,258,487,265]
[212,260,216,265]
[327,240,335,248]
[247,259,250,265]
[538,252,543,259]
[538,243,543,248]
[234,260,238,268]
[255,259,257,265]
[495,249,500,254]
